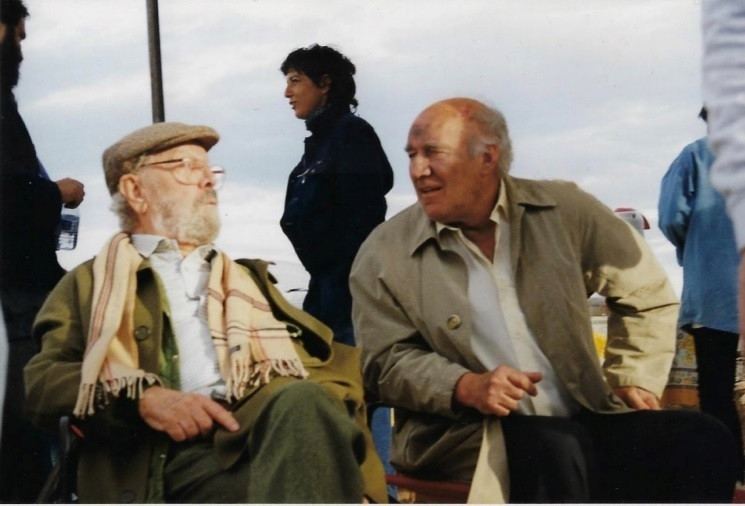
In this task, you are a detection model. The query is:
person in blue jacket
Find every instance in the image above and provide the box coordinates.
[658,106,743,476]
[280,44,393,346]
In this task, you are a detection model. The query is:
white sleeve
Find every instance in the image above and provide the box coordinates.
[703,0,745,251]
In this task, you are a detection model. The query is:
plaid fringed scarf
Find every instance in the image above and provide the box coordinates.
[207,250,308,400]
[73,232,309,418]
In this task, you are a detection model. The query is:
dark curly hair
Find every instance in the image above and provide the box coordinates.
[1,0,29,28]
[281,44,358,109]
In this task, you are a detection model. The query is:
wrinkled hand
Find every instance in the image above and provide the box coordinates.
[138,386,239,441]
[612,386,660,410]
[454,365,543,416]
[55,178,85,208]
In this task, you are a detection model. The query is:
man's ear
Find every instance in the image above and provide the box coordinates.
[118,174,148,215]
[481,144,501,174]
[0,22,7,43]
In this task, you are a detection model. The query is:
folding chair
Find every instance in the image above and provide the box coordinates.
[36,416,80,503]
[367,401,471,503]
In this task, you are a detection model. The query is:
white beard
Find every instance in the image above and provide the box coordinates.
[150,189,220,246]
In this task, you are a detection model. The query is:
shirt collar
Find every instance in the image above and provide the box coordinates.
[407,174,558,256]
[131,234,215,261]
[435,179,509,237]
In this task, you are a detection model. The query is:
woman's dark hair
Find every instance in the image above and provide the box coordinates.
[281,44,358,109]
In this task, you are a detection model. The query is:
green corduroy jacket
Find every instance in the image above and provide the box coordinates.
[25,256,387,503]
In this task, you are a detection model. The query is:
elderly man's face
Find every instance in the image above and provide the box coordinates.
[138,143,220,245]
[406,105,496,227]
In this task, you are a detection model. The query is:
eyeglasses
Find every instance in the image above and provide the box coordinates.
[140,157,225,190]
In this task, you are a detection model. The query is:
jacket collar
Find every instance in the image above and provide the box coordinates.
[406,175,558,257]
[305,102,350,136]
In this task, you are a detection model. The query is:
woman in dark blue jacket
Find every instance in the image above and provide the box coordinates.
[280,44,393,345]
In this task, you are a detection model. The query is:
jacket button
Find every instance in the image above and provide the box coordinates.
[447,314,461,330]
[134,325,150,341]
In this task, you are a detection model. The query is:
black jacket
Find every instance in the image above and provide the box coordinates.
[0,89,64,291]
[280,104,393,343]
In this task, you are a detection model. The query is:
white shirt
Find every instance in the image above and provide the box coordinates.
[703,0,745,250]
[131,235,225,396]
[437,184,579,416]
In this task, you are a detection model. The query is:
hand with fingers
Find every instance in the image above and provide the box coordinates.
[138,386,240,441]
[611,385,661,410]
[453,364,543,417]
[56,177,85,208]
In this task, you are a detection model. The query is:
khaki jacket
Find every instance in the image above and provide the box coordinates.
[25,257,386,503]
[350,176,679,477]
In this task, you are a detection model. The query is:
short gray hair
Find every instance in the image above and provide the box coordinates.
[110,192,139,232]
[109,156,143,232]
[466,105,513,175]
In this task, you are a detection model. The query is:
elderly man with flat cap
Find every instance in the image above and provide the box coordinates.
[350,98,739,503]
[24,122,386,503]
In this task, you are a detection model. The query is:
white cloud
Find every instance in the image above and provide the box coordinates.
[13,0,704,299]
[27,74,151,111]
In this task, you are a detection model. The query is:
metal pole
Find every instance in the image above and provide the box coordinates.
[146,0,165,123]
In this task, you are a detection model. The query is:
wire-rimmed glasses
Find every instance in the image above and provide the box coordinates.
[140,157,225,190]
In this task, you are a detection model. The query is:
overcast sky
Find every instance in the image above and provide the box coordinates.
[15,0,707,293]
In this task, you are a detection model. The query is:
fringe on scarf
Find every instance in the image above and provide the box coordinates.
[73,371,161,418]
[226,356,309,402]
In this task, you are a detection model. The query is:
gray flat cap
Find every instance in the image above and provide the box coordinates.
[103,122,219,195]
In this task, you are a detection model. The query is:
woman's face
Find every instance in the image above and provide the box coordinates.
[284,70,329,120]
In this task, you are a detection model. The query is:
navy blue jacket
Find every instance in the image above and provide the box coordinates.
[281,104,393,344]
[0,89,64,292]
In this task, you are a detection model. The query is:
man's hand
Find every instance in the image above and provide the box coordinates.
[55,177,85,208]
[138,386,239,442]
[454,365,543,416]
[612,386,661,410]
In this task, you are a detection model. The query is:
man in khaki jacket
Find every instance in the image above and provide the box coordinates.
[350,97,738,502]
[24,122,386,503]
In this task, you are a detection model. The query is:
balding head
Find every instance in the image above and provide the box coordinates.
[406,97,510,228]
[413,98,513,176]
[419,97,484,119]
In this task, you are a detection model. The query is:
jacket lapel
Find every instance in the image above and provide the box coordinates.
[503,176,557,280]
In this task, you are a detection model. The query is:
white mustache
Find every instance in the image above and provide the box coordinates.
[199,189,217,204]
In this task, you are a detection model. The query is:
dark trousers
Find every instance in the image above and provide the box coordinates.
[501,408,739,503]
[304,267,355,346]
[164,381,365,503]
[0,293,54,503]
[690,327,743,475]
